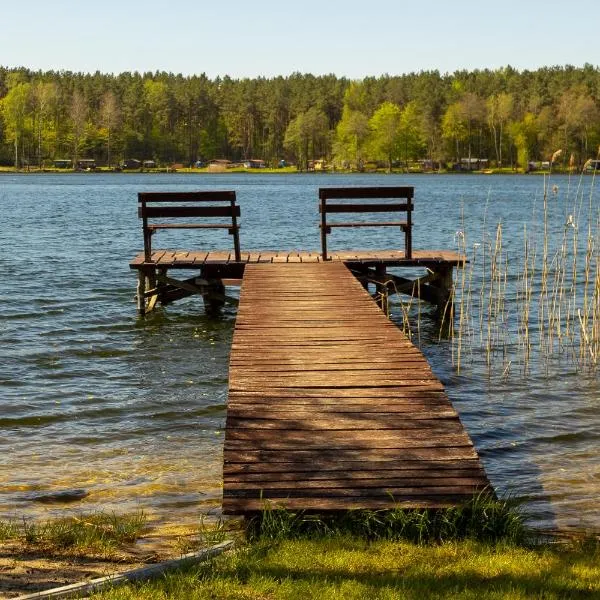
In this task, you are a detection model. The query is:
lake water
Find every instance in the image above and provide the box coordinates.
[1,172,599,532]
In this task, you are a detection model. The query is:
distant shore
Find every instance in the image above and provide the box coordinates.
[0,166,585,176]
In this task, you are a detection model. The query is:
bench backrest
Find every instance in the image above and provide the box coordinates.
[319,186,414,260]
[138,191,241,262]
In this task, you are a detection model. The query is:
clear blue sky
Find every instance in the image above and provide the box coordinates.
[3,0,598,79]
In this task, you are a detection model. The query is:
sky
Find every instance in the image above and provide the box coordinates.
[2,0,598,79]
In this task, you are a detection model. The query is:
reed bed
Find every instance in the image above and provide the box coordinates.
[433,161,600,379]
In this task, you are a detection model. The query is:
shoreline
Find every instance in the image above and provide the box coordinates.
[0,166,586,176]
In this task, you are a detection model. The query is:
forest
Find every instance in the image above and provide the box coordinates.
[1,64,599,171]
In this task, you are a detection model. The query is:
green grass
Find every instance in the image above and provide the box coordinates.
[248,493,527,545]
[0,510,147,552]
[91,537,600,599]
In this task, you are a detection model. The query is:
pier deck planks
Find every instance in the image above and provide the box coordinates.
[129,249,464,269]
[223,262,490,514]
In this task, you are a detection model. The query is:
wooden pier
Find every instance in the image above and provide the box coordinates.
[223,262,490,514]
[129,186,492,514]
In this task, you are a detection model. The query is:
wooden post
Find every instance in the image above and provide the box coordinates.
[136,270,146,314]
[405,193,413,259]
[433,264,455,316]
[203,279,226,315]
[319,192,328,261]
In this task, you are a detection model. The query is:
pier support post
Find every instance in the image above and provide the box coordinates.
[136,270,147,314]
[203,280,226,315]
[431,264,455,319]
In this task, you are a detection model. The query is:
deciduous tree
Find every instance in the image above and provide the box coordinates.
[368,101,402,172]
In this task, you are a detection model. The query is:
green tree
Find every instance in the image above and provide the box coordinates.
[32,82,57,168]
[368,101,402,172]
[333,105,369,169]
[69,89,88,164]
[442,102,468,164]
[487,92,513,166]
[398,101,425,170]
[283,107,329,170]
[508,113,538,170]
[99,90,120,167]
[1,82,32,168]
[459,92,487,163]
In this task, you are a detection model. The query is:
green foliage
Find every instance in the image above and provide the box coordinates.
[333,105,369,169]
[283,107,329,170]
[368,101,403,171]
[1,66,600,168]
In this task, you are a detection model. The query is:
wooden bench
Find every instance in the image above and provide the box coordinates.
[138,190,241,263]
[319,186,414,261]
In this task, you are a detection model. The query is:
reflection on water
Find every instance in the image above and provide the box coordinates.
[1,173,599,532]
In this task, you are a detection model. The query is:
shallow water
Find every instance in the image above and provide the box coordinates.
[1,172,599,531]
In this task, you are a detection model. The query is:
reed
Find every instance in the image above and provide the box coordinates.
[433,151,600,379]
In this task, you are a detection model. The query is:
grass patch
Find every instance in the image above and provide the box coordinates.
[0,510,147,552]
[174,514,243,554]
[90,537,600,599]
[248,493,527,545]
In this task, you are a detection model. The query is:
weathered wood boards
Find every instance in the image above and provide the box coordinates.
[222,262,490,514]
[130,249,464,269]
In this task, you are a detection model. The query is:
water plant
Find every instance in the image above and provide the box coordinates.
[394,148,600,380]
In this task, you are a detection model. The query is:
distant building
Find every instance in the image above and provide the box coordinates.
[459,158,488,171]
[207,159,232,172]
[54,159,72,169]
[120,159,141,169]
[76,159,96,170]
[142,160,156,168]
[243,159,266,169]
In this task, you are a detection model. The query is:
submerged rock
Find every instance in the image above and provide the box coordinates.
[25,488,89,504]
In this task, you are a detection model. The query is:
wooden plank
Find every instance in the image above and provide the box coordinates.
[226,470,487,483]
[142,205,240,218]
[321,203,412,213]
[224,436,472,451]
[225,447,480,464]
[225,477,486,490]
[223,498,469,511]
[224,459,484,474]
[227,406,457,418]
[226,415,461,430]
[139,191,235,202]
[319,186,414,199]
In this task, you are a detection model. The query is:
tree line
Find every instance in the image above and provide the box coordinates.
[1,64,599,171]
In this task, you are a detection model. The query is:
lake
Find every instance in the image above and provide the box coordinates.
[1,171,599,532]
